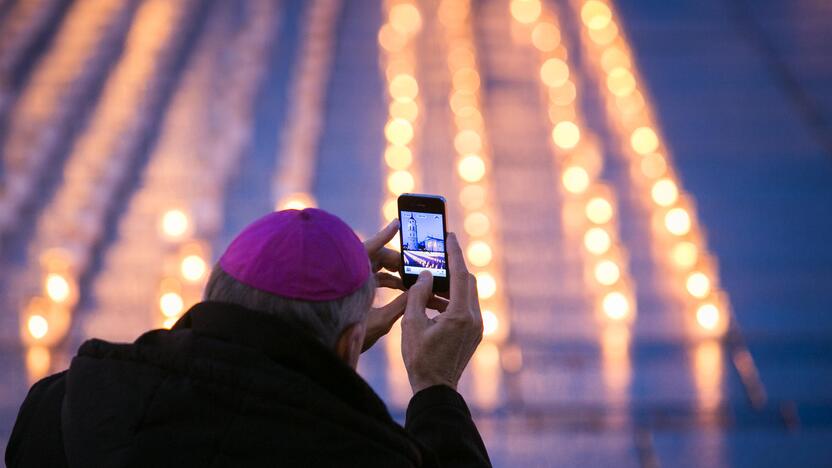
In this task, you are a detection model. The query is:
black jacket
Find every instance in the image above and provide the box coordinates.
[6,301,491,467]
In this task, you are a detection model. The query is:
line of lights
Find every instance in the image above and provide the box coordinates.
[152,17,226,330]
[438,0,515,411]
[0,0,135,242]
[18,0,190,379]
[143,1,280,331]
[377,0,424,407]
[439,0,510,344]
[510,0,637,325]
[378,0,423,238]
[272,0,343,211]
[573,0,730,336]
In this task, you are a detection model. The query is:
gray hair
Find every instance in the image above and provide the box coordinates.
[203,264,375,348]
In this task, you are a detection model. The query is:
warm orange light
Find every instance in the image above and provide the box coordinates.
[447,46,475,70]
[584,227,612,255]
[389,73,419,102]
[44,273,71,303]
[600,46,631,73]
[606,67,636,97]
[389,3,422,36]
[384,118,414,146]
[670,241,698,269]
[540,58,569,88]
[549,80,577,106]
[450,91,476,115]
[651,178,679,207]
[384,145,413,170]
[602,291,629,320]
[616,90,645,115]
[581,0,612,30]
[588,20,618,45]
[161,209,189,239]
[181,255,207,283]
[640,153,667,179]
[464,212,490,236]
[458,154,486,182]
[467,241,493,267]
[385,58,414,81]
[159,292,184,318]
[562,166,590,194]
[390,100,419,121]
[278,193,316,210]
[453,68,481,91]
[510,0,542,24]
[531,22,560,52]
[378,24,405,52]
[594,259,621,286]
[686,271,711,299]
[383,198,398,222]
[387,170,415,194]
[552,121,581,149]
[696,303,721,331]
[26,346,51,382]
[454,129,482,154]
[585,197,614,224]
[27,315,49,340]
[438,0,470,27]
[482,309,499,337]
[454,107,483,128]
[631,126,659,155]
[664,207,692,236]
[460,184,486,209]
[476,272,497,299]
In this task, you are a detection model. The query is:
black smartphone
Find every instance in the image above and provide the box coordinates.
[398,193,450,293]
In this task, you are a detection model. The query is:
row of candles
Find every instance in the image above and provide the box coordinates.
[510,0,637,326]
[154,0,282,330]
[573,0,730,336]
[271,0,343,212]
[19,0,191,380]
[0,0,134,239]
[148,4,233,331]
[437,0,510,344]
[377,0,426,407]
[437,0,514,409]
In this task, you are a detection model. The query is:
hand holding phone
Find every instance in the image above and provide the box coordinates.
[397,194,450,293]
[400,232,484,394]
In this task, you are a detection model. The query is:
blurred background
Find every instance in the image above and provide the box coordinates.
[1,0,831,466]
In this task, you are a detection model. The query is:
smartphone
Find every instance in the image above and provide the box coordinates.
[398,193,450,293]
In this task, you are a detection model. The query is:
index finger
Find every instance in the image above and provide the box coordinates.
[364,219,399,254]
[446,232,470,305]
[375,247,402,272]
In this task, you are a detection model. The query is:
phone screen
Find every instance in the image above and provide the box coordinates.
[400,210,447,278]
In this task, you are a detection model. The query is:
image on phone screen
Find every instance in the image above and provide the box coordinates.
[400,210,447,277]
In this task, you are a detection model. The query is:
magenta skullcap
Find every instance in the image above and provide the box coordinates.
[219,209,370,301]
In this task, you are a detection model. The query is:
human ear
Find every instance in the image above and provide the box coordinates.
[335,322,365,369]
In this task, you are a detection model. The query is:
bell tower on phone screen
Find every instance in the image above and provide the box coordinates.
[405,212,418,250]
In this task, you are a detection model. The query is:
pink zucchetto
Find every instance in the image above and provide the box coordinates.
[219,209,370,301]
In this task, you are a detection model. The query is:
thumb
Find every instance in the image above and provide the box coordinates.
[403,271,433,330]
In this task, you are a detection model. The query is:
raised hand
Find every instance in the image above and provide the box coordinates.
[400,233,483,393]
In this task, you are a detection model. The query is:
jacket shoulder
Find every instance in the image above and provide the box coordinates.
[5,371,70,468]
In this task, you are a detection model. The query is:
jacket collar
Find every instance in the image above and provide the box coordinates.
[172,301,393,423]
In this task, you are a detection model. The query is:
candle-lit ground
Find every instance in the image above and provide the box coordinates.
[1,0,831,466]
